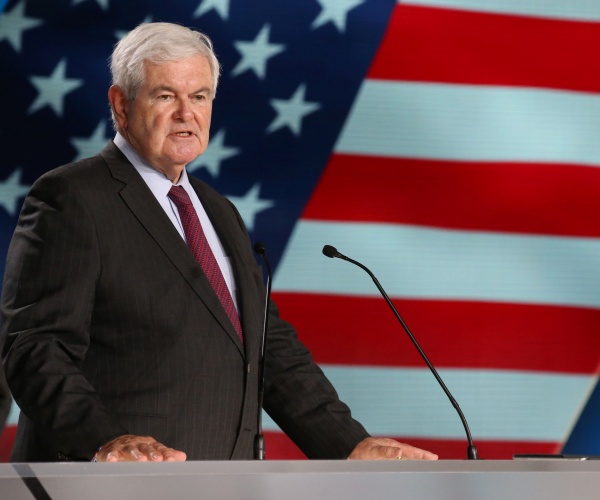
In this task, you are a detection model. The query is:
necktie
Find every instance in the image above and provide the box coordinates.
[168,185,243,343]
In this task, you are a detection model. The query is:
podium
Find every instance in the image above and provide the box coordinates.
[1,460,599,499]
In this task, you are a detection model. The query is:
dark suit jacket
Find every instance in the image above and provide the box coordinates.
[0,142,368,462]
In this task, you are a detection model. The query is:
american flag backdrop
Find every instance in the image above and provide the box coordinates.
[1,0,600,461]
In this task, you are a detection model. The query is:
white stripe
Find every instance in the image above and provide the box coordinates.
[7,402,19,425]
[264,366,596,441]
[7,368,590,443]
[335,81,600,168]
[273,220,600,309]
[400,0,600,22]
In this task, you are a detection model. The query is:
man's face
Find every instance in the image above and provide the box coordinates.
[116,55,213,179]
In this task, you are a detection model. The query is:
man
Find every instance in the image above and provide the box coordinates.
[0,22,437,462]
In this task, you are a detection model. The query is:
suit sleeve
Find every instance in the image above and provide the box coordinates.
[262,302,370,459]
[221,199,370,458]
[0,172,127,460]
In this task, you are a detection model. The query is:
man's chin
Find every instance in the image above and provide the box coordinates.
[168,150,202,168]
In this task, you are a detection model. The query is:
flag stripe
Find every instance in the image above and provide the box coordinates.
[262,366,595,441]
[334,81,600,167]
[264,430,561,460]
[274,292,600,374]
[274,220,600,310]
[369,5,600,93]
[302,155,600,238]
[400,0,600,22]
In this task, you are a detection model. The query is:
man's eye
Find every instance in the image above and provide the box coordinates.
[158,95,172,101]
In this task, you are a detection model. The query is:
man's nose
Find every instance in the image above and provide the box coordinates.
[174,99,193,120]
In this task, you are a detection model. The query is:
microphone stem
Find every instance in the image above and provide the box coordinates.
[339,254,478,460]
[254,247,272,460]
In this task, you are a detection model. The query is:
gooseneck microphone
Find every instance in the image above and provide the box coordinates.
[253,242,272,460]
[322,244,479,460]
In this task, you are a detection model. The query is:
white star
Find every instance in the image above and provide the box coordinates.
[0,168,30,217]
[311,0,365,32]
[227,184,275,232]
[72,0,110,11]
[0,1,44,52]
[266,84,321,136]
[70,121,111,161]
[193,0,230,20]
[114,15,153,40]
[230,24,285,80]
[28,59,84,116]
[187,129,240,176]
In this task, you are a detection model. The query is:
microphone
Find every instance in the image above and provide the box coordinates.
[322,244,479,460]
[253,242,272,460]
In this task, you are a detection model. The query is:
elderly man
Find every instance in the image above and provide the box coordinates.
[0,22,437,463]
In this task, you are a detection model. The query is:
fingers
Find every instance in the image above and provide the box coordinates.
[398,445,439,460]
[150,443,187,462]
[96,435,187,462]
[348,437,438,461]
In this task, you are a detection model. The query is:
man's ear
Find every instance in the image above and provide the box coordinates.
[108,85,129,131]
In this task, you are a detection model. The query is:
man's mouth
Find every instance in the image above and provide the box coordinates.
[174,131,193,137]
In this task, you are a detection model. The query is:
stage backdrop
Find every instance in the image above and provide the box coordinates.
[1,0,600,460]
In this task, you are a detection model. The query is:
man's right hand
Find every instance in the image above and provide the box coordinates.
[95,434,187,462]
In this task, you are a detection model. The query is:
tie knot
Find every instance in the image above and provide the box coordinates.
[168,185,192,209]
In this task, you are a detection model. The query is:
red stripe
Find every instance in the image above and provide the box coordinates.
[0,425,15,463]
[272,292,600,374]
[0,425,561,463]
[302,154,600,238]
[0,424,560,461]
[264,430,561,460]
[368,5,600,93]
[0,423,560,462]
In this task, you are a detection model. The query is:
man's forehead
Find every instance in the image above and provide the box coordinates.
[142,54,211,71]
[141,56,214,89]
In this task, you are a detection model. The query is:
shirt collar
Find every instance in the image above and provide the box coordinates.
[113,132,193,197]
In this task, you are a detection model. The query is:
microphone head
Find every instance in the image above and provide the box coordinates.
[254,242,267,255]
[322,245,339,258]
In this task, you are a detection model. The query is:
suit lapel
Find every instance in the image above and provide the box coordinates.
[100,143,245,356]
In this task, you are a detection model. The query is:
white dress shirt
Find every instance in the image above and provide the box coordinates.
[114,133,239,312]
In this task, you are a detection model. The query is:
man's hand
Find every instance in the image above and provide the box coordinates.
[348,437,438,460]
[95,434,187,462]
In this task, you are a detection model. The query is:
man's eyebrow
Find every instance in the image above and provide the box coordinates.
[150,85,176,95]
[192,86,213,94]
[150,85,213,95]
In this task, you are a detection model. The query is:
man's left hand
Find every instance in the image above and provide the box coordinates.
[348,437,438,460]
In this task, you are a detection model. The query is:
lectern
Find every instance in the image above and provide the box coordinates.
[1,460,599,500]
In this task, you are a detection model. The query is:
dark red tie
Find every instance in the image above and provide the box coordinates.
[168,185,243,343]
